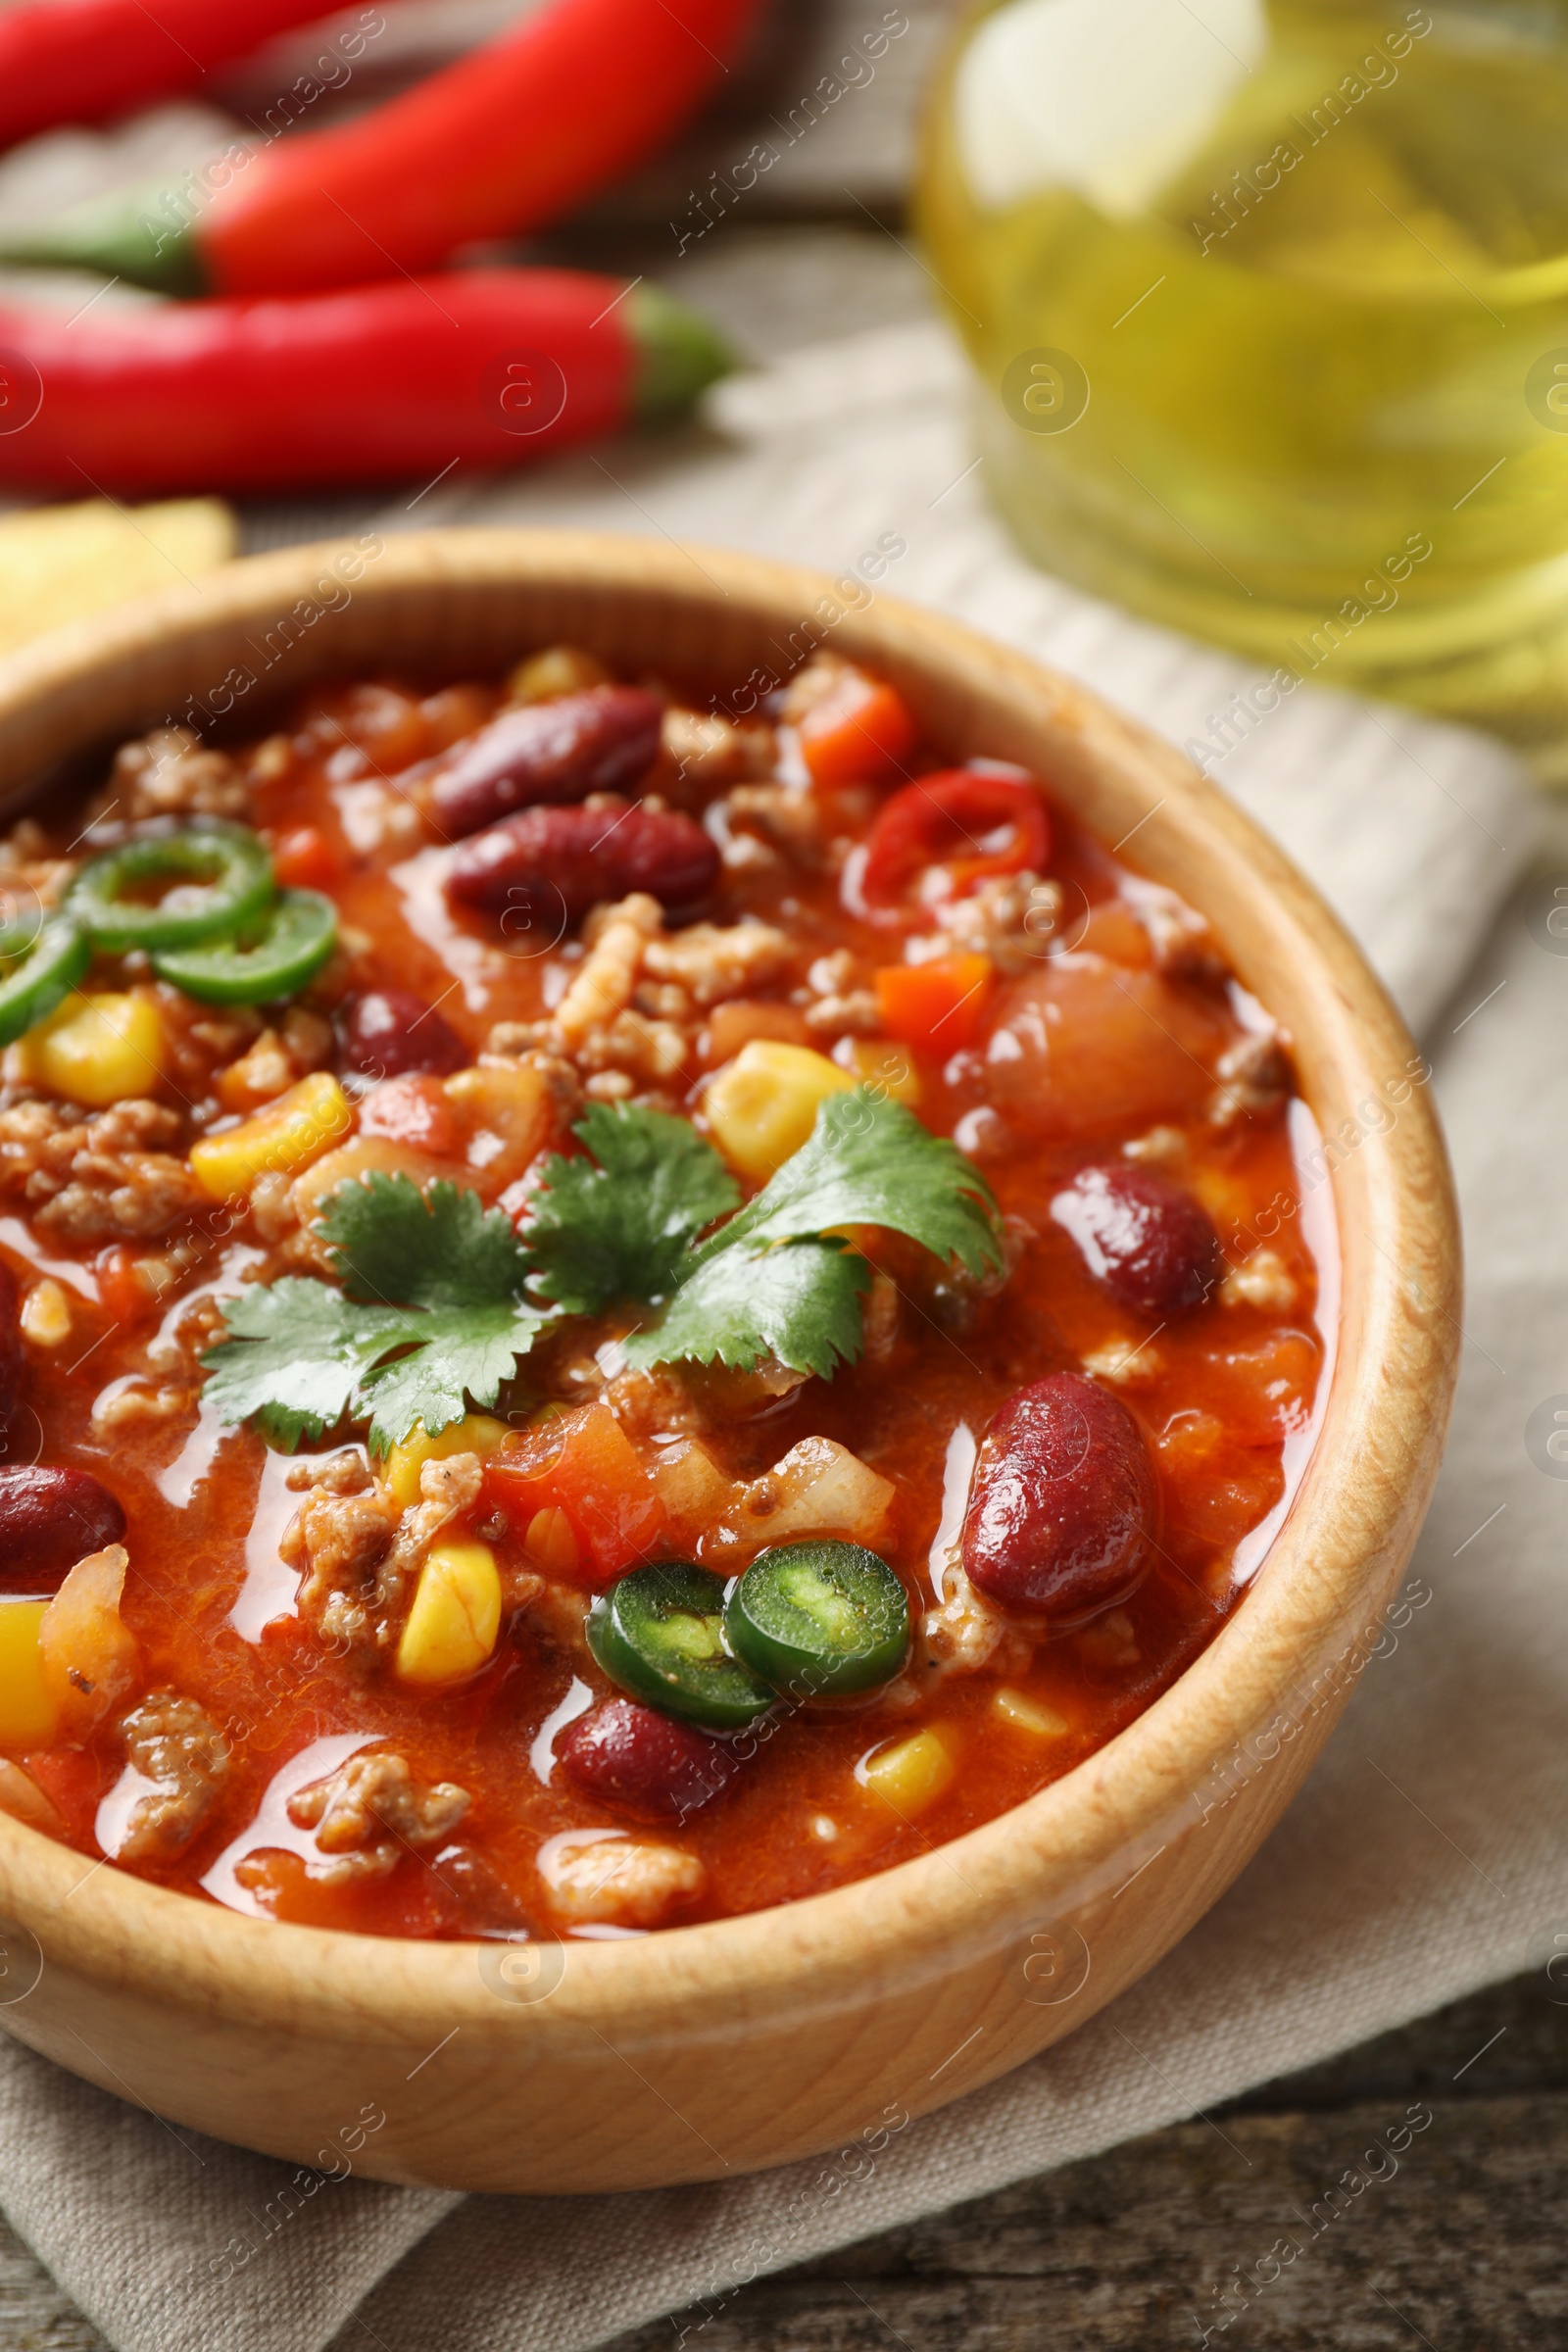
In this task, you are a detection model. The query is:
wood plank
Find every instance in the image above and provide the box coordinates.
[1,1972,1562,2347]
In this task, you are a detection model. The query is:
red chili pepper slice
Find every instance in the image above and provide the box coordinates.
[0,0,336,150]
[859,770,1051,923]
[2,0,763,296]
[0,270,732,493]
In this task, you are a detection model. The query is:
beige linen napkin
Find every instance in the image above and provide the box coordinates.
[0,324,1557,2352]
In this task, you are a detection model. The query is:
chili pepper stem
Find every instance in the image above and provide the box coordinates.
[0,185,207,296]
[628,285,737,422]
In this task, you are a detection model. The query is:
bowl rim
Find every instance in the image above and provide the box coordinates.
[0,527,1460,2050]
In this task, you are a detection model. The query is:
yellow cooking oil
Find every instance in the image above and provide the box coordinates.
[917,0,1568,772]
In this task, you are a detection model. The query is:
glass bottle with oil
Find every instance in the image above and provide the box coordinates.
[917,0,1568,774]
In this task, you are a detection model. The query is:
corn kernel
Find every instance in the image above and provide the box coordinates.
[0,1602,57,1751]
[992,1688,1069,1739]
[20,1279,71,1349]
[382,1414,510,1509]
[18,991,162,1106]
[704,1040,854,1182]
[846,1039,922,1107]
[858,1727,956,1816]
[190,1070,352,1201]
[396,1541,502,1685]
[507,645,612,703]
[522,1506,579,1578]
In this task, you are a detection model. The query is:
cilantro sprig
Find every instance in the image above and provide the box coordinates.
[202,1089,1003,1451]
[522,1100,740,1315]
[201,1174,548,1453]
[618,1090,1001,1377]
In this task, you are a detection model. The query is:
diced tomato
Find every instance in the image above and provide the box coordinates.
[860,770,1050,923]
[875,955,996,1054]
[358,1074,463,1158]
[270,825,343,892]
[485,1403,665,1589]
[798,667,918,789]
[93,1246,163,1326]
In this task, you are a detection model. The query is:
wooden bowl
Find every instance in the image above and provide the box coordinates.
[0,531,1458,2192]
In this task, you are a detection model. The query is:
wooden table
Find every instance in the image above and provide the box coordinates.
[3,4,1561,2342]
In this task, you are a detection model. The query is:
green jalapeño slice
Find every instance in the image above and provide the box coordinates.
[67,820,274,952]
[588,1562,773,1731]
[151,888,338,1004]
[0,912,89,1047]
[725,1541,910,1698]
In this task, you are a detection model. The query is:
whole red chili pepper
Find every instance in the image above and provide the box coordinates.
[0,270,733,492]
[0,0,356,150]
[2,0,763,296]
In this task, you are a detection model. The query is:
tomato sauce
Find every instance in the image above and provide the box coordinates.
[0,647,1340,1942]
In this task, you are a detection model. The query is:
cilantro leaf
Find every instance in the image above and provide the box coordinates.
[700,1089,1002,1277]
[200,1278,409,1452]
[624,1241,869,1379]
[321,1173,533,1309]
[521,1102,739,1314]
[201,1175,551,1452]
[355,1301,551,1454]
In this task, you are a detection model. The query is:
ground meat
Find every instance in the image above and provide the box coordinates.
[1209,1030,1289,1127]
[514,1577,590,1660]
[279,1452,398,1650]
[602,1364,707,1442]
[1126,882,1225,978]
[373,1452,484,1630]
[99,726,250,824]
[802,947,883,1040]
[935,872,1063,973]
[1220,1248,1298,1311]
[285,1749,470,1883]
[0,1096,200,1244]
[642,914,789,1006]
[555,894,662,1048]
[0,817,75,912]
[116,1690,230,1861]
[144,1295,227,1378]
[662,708,775,790]
[474,1041,584,1133]
[1080,1337,1165,1389]
[922,1566,1035,1683]
[90,1377,194,1433]
[723,782,825,862]
[538,1832,705,1929]
[505,902,790,1093]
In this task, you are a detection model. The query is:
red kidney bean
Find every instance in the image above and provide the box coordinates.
[961,1372,1155,1619]
[0,1259,21,1427]
[0,1466,127,1595]
[557,1697,740,1820]
[446,798,719,925]
[1051,1162,1220,1317]
[335,988,467,1081]
[428,687,664,839]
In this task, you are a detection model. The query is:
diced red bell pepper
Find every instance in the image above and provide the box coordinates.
[484,1402,665,1589]
[860,769,1051,922]
[798,667,918,789]
[270,826,342,893]
[875,955,996,1054]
